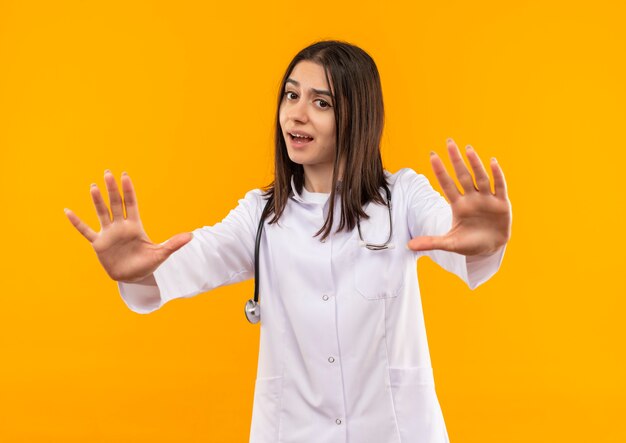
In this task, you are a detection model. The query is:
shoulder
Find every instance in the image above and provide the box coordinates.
[385,167,431,195]
[242,188,265,201]
[240,188,267,212]
[385,168,445,214]
[223,188,268,225]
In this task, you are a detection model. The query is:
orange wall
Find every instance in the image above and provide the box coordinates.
[1,0,624,442]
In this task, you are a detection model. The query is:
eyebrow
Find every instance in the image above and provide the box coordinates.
[286,78,333,98]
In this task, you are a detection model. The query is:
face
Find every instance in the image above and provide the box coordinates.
[279,60,337,174]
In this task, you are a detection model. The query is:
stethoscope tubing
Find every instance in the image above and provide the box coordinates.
[244,198,272,324]
[253,198,272,305]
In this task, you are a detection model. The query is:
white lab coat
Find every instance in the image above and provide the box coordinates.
[118,168,506,443]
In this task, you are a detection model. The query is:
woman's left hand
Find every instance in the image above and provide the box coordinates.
[407,138,512,256]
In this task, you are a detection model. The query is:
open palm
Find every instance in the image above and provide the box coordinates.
[407,139,512,256]
[64,170,193,283]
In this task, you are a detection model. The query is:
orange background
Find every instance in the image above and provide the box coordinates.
[1,0,625,442]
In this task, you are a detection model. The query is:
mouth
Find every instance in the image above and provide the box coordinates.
[287,131,315,147]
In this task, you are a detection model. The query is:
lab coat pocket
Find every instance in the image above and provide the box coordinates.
[389,367,449,443]
[250,376,283,443]
[353,239,404,300]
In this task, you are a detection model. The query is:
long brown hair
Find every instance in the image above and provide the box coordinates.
[264,40,389,241]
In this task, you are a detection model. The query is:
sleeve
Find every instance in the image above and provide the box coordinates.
[116,188,264,314]
[400,168,506,290]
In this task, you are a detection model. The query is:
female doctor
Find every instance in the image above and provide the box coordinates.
[65,40,511,443]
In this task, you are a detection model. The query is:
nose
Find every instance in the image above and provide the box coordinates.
[286,97,309,124]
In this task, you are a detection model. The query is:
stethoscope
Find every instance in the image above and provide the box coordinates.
[244,185,393,324]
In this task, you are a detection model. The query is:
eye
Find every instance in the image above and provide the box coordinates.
[316,99,332,109]
[284,91,298,100]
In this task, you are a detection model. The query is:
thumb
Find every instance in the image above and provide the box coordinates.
[406,235,451,252]
[160,232,194,258]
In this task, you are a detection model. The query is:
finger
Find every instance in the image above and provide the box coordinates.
[121,172,140,221]
[104,170,125,221]
[64,208,98,243]
[465,146,491,194]
[447,139,476,193]
[430,151,461,203]
[490,158,508,199]
[90,183,112,228]
[407,235,453,252]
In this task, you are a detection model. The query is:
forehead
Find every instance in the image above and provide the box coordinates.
[287,60,333,92]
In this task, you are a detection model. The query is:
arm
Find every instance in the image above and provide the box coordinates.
[117,189,264,314]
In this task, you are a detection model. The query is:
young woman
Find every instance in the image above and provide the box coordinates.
[65,40,511,443]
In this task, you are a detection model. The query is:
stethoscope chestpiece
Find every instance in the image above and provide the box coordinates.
[245,298,260,324]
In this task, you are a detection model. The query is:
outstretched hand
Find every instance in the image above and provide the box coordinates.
[407,139,512,256]
[64,170,193,283]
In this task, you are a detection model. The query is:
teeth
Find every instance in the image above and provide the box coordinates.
[290,133,312,139]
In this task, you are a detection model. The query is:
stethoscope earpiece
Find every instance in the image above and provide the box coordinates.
[356,185,393,251]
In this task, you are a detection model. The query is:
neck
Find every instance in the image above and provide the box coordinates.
[303,160,345,193]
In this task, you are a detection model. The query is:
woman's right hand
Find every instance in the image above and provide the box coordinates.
[64,170,193,283]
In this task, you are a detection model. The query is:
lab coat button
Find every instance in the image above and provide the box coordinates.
[336,418,342,425]
[322,294,329,301]
[328,356,335,363]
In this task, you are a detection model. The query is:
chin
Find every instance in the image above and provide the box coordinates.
[286,150,309,166]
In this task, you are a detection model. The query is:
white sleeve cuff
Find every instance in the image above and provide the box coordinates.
[117,279,162,314]
[464,244,508,290]
[116,256,176,315]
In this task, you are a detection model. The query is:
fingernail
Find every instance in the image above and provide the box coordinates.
[491,157,498,163]
[430,151,436,156]
[122,171,128,176]
[91,183,97,187]
[104,169,110,174]
[447,138,453,144]
[466,145,473,151]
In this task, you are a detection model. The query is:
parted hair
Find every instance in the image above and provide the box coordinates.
[263,40,389,241]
